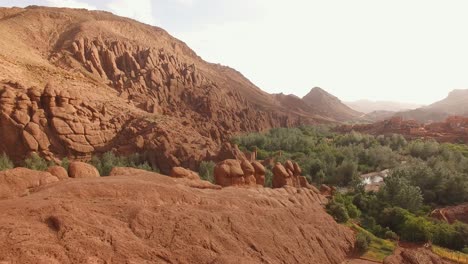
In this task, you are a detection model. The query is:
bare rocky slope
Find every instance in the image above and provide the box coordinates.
[0,168,355,264]
[0,6,346,173]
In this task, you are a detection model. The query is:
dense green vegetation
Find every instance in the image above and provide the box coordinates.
[90,152,154,176]
[234,126,468,252]
[0,151,155,176]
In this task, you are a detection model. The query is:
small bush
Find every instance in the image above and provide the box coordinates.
[384,230,399,241]
[355,232,371,253]
[199,161,215,183]
[0,153,14,171]
[346,203,361,219]
[462,247,468,254]
[24,153,48,171]
[327,200,350,223]
[61,157,70,170]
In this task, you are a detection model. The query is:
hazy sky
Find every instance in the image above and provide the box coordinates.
[3,0,468,104]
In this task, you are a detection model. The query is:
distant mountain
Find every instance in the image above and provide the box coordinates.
[426,89,468,115]
[345,100,422,113]
[397,89,468,122]
[302,87,362,121]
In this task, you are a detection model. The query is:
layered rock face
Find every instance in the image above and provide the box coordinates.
[0,169,355,264]
[0,6,326,173]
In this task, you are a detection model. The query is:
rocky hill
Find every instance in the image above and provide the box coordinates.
[0,167,355,264]
[0,6,353,173]
[427,89,468,115]
[302,87,362,122]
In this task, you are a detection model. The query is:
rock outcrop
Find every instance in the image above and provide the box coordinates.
[430,203,468,224]
[68,162,100,178]
[0,6,345,175]
[272,160,310,189]
[0,168,59,199]
[214,159,257,187]
[0,169,355,263]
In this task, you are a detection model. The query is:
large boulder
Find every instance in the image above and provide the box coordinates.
[240,159,257,185]
[251,161,266,186]
[170,167,200,180]
[47,166,69,180]
[68,162,100,178]
[0,168,59,199]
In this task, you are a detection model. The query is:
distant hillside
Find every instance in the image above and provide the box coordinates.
[302,87,362,122]
[397,89,468,122]
[345,100,422,113]
[358,110,397,123]
[427,89,468,115]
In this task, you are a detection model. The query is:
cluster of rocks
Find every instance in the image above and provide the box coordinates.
[0,161,100,199]
[211,158,316,190]
[213,159,265,187]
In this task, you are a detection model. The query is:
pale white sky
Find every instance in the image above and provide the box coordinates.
[3,0,468,104]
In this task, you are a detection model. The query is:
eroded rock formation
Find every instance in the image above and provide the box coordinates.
[272,160,310,189]
[0,6,332,174]
[214,159,257,187]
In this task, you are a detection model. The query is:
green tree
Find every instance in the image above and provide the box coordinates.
[355,232,371,254]
[399,216,433,243]
[379,175,423,212]
[327,200,350,223]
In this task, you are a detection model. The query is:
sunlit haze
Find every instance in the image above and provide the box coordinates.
[4,0,468,104]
